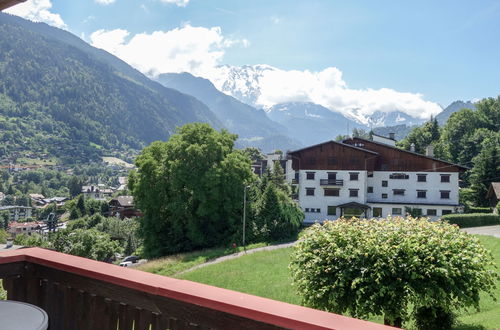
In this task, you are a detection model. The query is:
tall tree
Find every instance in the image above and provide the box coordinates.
[469,134,500,206]
[130,123,255,257]
[68,176,82,197]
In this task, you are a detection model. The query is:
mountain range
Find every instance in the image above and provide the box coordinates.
[156,72,301,151]
[435,100,476,124]
[0,13,477,165]
[0,13,224,163]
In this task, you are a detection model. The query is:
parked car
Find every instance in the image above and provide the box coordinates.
[119,261,133,267]
[122,255,140,263]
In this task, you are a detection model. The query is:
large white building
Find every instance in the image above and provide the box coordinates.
[286,135,467,223]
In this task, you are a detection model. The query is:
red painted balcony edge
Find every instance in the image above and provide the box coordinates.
[0,248,395,330]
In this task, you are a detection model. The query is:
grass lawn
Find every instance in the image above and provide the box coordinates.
[135,242,268,277]
[178,235,500,330]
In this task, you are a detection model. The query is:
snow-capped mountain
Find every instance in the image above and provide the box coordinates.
[211,64,434,127]
[212,64,276,108]
[366,111,427,127]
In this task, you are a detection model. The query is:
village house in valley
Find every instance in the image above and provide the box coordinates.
[286,134,467,223]
[0,205,33,221]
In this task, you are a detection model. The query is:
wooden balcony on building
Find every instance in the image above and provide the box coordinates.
[0,248,394,330]
[319,179,344,186]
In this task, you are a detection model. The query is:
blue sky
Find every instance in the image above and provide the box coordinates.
[6,0,500,114]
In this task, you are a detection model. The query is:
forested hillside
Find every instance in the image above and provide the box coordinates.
[0,13,221,164]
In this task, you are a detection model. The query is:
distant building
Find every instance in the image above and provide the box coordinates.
[486,182,500,212]
[0,205,33,221]
[82,185,113,201]
[8,221,42,236]
[286,135,467,223]
[109,196,141,219]
[0,192,5,201]
[252,152,293,181]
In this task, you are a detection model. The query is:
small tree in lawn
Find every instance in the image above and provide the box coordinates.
[290,217,497,329]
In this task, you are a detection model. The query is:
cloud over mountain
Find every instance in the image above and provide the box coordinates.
[4,0,66,28]
[90,25,247,78]
[90,24,441,122]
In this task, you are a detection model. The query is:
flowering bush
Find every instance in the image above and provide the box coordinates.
[289,216,497,328]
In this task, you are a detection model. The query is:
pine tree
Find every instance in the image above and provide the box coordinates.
[76,195,86,216]
[124,235,135,256]
[470,135,500,206]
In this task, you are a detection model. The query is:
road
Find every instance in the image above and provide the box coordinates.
[462,225,500,238]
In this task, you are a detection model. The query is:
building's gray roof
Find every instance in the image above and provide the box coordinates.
[0,205,32,210]
[111,196,134,207]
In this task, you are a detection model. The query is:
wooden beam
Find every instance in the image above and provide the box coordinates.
[0,0,26,11]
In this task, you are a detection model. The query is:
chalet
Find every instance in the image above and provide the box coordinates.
[7,221,41,236]
[0,205,33,221]
[486,182,500,212]
[82,185,113,201]
[109,196,141,219]
[287,135,467,222]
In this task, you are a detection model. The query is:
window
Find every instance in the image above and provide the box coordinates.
[305,208,320,213]
[442,209,452,215]
[306,172,315,180]
[382,193,388,199]
[367,186,373,193]
[306,188,315,196]
[392,208,402,215]
[327,157,338,165]
[373,207,382,217]
[367,172,374,177]
[417,190,427,198]
[393,189,405,196]
[350,172,359,181]
[389,173,409,179]
[327,206,336,216]
[382,180,388,187]
[306,157,316,165]
[427,209,437,216]
[349,189,359,197]
[441,175,450,183]
[440,190,450,199]
[327,172,337,180]
[324,188,340,197]
[417,174,427,182]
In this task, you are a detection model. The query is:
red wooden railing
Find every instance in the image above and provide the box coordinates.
[0,248,394,329]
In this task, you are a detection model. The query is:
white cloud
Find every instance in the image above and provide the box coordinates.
[95,0,116,5]
[89,24,440,121]
[5,0,66,29]
[90,25,244,78]
[159,0,190,7]
[254,67,441,121]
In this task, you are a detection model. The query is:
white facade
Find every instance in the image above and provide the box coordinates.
[0,206,33,221]
[367,172,459,205]
[290,169,460,223]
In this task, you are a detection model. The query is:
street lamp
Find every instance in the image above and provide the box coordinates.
[243,185,250,252]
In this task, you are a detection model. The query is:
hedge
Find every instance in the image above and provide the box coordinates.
[441,213,500,228]
[466,206,491,214]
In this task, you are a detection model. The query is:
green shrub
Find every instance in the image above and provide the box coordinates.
[289,217,498,328]
[465,206,491,214]
[441,213,500,228]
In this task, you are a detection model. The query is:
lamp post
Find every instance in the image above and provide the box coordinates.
[243,185,250,252]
